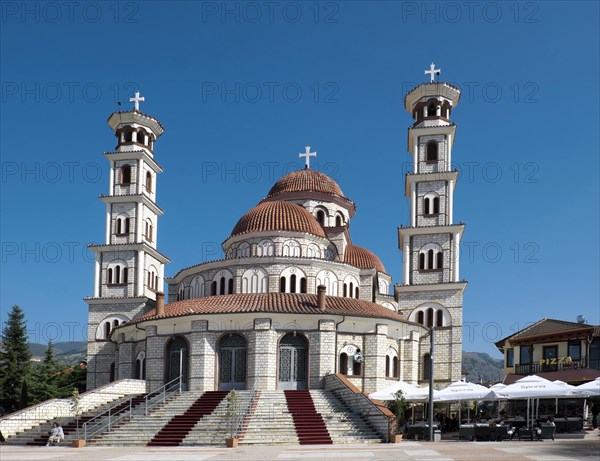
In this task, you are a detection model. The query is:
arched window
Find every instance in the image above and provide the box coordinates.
[212,270,233,295]
[339,352,348,374]
[124,130,133,142]
[417,310,424,325]
[386,348,399,378]
[257,239,274,257]
[124,218,130,234]
[236,242,250,258]
[107,262,127,285]
[103,322,111,339]
[120,164,132,184]
[343,284,347,297]
[146,171,152,192]
[145,219,153,242]
[279,267,307,294]
[343,276,360,299]
[424,197,430,215]
[436,310,444,327]
[316,209,325,226]
[211,281,217,296]
[241,268,268,293]
[306,244,320,258]
[426,141,438,163]
[355,286,359,299]
[300,277,307,294]
[137,130,146,145]
[190,275,205,298]
[427,308,434,327]
[147,267,158,291]
[108,268,113,284]
[135,351,146,380]
[316,270,338,295]
[178,284,185,301]
[283,240,301,257]
[113,319,119,328]
[385,356,390,377]
[419,244,443,271]
[116,218,122,235]
[393,356,399,378]
[427,104,436,117]
[433,197,440,214]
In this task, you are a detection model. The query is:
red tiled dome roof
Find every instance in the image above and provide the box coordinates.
[231,201,326,238]
[344,245,386,273]
[266,168,345,198]
[132,293,406,324]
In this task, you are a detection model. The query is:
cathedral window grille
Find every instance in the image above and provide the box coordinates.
[146,171,152,192]
[120,164,132,184]
[426,141,438,163]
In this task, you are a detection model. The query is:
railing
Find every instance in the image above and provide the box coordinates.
[515,356,588,375]
[232,385,258,439]
[83,376,182,441]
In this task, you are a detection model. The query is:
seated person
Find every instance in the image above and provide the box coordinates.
[46,422,64,446]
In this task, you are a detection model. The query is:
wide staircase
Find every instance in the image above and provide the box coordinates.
[5,394,142,446]
[87,391,199,446]
[284,390,332,445]
[238,391,299,445]
[147,391,229,446]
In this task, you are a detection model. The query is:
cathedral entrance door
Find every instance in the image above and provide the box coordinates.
[166,336,189,391]
[218,334,247,391]
[278,333,308,390]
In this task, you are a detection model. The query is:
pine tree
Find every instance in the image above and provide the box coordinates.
[0,305,32,412]
[29,340,60,404]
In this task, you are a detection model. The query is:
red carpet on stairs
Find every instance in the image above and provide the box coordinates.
[147,391,228,446]
[284,390,332,445]
[26,393,150,446]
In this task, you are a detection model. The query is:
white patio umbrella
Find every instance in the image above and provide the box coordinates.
[433,380,495,425]
[369,380,432,401]
[573,377,600,396]
[493,375,575,427]
[552,380,577,417]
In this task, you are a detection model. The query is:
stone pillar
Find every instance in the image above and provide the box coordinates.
[189,320,216,392]
[144,325,164,392]
[248,319,277,390]
[403,330,420,384]
[363,324,388,394]
[308,320,336,389]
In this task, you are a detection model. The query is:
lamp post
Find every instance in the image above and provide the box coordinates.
[428,326,435,442]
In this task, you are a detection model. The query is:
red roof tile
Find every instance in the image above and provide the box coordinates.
[344,245,386,273]
[132,293,407,323]
[230,201,326,238]
[266,168,345,198]
[509,319,595,342]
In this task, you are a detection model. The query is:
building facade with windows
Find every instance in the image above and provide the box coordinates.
[85,71,467,394]
[495,318,600,384]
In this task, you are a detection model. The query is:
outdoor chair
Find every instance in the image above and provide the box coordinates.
[459,424,475,441]
[518,427,534,440]
[536,424,555,441]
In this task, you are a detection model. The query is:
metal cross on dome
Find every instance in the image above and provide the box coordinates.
[425,63,441,83]
[299,146,317,169]
[129,91,145,111]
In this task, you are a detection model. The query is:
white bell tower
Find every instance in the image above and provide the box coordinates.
[85,93,170,388]
[395,65,467,385]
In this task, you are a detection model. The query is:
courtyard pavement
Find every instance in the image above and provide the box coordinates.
[1,437,599,461]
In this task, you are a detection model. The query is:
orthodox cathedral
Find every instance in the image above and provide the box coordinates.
[85,67,467,395]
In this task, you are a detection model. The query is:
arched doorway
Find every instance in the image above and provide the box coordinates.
[166,336,189,391]
[278,333,308,390]
[218,334,247,391]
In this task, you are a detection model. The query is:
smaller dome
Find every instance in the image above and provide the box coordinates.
[231,201,326,238]
[267,168,345,198]
[344,245,386,273]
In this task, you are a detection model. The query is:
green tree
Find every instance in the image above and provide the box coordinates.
[28,341,60,404]
[386,390,408,429]
[0,305,31,412]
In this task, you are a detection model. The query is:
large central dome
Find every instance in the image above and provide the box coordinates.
[266,168,345,198]
[230,200,326,238]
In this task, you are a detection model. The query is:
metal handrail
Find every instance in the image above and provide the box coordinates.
[83,375,182,441]
[232,385,258,438]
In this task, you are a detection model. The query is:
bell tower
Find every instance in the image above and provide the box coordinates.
[85,92,170,389]
[395,65,467,384]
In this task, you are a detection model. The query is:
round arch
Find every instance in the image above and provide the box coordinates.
[278,333,309,390]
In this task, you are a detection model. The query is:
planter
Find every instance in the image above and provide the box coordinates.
[391,434,403,443]
[71,439,86,448]
[225,437,238,448]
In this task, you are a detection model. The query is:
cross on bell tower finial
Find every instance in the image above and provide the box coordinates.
[424,63,441,83]
[299,146,317,169]
[129,91,145,111]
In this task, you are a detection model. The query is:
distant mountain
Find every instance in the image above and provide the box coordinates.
[27,341,87,364]
[462,351,504,384]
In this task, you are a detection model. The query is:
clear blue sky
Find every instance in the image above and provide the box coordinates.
[1,1,598,358]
